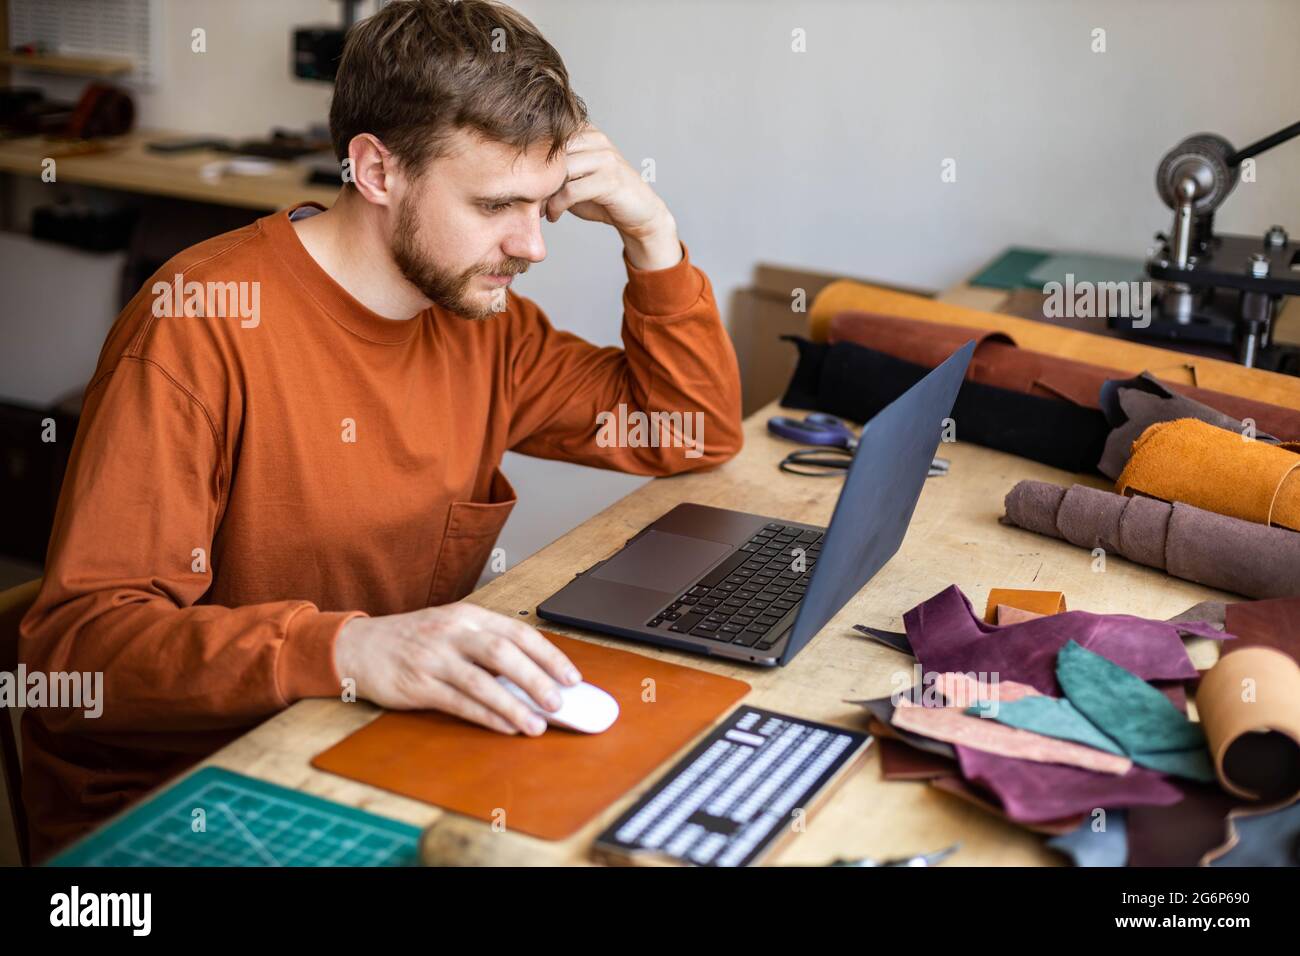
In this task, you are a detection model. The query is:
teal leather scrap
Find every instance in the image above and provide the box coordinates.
[965,696,1124,755]
[1127,749,1215,781]
[1057,641,1203,750]
[1057,640,1213,782]
[965,640,1215,782]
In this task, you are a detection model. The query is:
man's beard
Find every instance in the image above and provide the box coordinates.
[390,195,529,320]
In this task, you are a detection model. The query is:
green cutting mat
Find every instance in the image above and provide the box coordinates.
[968,247,1054,289]
[1025,253,1146,288]
[47,767,422,867]
[970,247,1147,291]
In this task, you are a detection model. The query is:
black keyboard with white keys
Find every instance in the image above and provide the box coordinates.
[644,523,822,652]
[594,706,870,867]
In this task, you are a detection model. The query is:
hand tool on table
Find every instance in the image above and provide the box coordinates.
[767,412,949,478]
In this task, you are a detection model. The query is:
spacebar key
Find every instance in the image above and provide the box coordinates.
[696,552,750,589]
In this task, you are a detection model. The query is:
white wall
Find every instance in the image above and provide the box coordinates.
[11,0,1300,576]
[482,0,1300,577]
[508,0,1300,303]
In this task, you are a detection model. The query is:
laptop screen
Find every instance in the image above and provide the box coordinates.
[778,341,974,664]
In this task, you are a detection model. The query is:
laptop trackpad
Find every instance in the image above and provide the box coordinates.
[589,531,732,595]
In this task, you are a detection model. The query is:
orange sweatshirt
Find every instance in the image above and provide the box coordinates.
[19,204,743,860]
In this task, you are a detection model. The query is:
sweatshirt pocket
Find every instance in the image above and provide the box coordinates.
[426,467,518,606]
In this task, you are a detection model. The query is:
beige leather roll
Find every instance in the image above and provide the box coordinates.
[1196,646,1300,803]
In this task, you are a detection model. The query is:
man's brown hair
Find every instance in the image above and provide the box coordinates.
[330,0,588,177]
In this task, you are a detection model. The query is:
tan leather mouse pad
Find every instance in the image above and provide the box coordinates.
[311,631,751,841]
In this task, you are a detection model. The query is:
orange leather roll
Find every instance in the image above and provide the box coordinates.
[1116,418,1300,531]
[825,310,1300,439]
[809,280,1300,412]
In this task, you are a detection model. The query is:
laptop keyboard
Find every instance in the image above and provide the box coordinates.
[645,523,822,653]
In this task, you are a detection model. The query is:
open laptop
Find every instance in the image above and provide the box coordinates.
[537,341,975,666]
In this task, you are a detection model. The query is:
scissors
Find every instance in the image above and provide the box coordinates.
[767,413,950,478]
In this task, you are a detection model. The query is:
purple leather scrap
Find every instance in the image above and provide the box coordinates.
[956,747,1184,823]
[903,586,1202,695]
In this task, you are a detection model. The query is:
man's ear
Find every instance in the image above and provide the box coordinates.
[348,133,398,207]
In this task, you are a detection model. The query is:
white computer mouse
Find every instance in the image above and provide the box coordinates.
[496,676,620,734]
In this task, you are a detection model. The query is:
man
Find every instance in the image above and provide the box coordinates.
[20,0,742,860]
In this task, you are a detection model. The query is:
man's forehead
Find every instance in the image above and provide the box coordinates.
[439,129,567,197]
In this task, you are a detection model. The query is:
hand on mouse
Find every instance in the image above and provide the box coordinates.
[333,603,582,736]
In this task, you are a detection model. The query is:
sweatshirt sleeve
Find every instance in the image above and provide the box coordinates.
[18,355,363,737]
[505,242,744,474]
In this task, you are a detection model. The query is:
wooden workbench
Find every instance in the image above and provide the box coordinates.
[178,401,1229,867]
[0,129,338,210]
